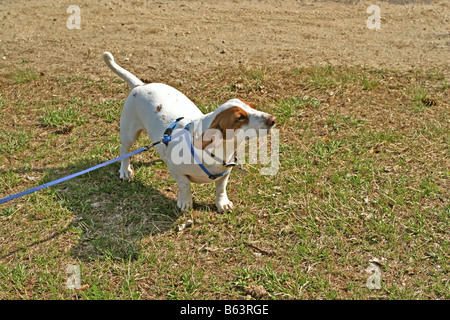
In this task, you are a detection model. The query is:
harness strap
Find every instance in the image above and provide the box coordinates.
[162,117,185,146]
[183,130,231,180]
[204,150,238,168]
[163,121,231,180]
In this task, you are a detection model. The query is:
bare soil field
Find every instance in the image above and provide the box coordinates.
[1,0,449,80]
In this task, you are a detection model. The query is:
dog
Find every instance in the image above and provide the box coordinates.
[102,52,276,212]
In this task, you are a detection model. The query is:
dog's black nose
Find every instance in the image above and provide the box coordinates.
[266,115,276,126]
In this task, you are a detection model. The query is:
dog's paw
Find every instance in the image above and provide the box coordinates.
[216,198,234,213]
[119,166,134,181]
[177,198,193,211]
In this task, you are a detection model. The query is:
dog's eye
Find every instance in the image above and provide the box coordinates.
[237,115,247,121]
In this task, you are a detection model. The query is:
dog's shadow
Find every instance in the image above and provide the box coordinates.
[46,158,180,261]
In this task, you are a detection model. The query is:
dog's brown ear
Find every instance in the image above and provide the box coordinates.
[210,106,249,138]
[237,98,256,109]
[194,106,249,149]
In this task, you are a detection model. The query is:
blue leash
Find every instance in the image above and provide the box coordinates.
[0,143,159,205]
[0,117,231,205]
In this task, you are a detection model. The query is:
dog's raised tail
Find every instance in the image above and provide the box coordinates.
[102,52,144,88]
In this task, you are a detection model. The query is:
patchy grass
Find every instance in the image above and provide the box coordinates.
[12,68,40,84]
[0,65,448,300]
[39,100,88,128]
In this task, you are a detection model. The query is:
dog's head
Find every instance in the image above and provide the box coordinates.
[194,98,276,150]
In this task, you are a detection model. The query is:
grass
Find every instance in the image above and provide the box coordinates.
[39,101,87,128]
[12,69,40,84]
[0,65,448,300]
[0,94,5,109]
[274,96,321,125]
[408,85,430,112]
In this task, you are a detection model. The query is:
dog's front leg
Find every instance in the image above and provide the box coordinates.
[215,173,233,212]
[172,174,193,211]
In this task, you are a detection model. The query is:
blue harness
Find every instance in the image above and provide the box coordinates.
[162,117,232,180]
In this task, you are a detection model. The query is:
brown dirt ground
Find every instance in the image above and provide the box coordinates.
[0,0,449,82]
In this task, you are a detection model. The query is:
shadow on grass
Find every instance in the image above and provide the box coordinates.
[1,158,180,262]
[1,155,226,262]
[59,158,180,261]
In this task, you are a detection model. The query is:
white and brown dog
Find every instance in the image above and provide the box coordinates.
[103,52,276,212]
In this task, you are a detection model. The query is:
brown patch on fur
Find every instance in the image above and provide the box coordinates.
[156,104,162,112]
[194,130,219,150]
[134,129,143,141]
[211,106,249,135]
[195,106,249,149]
[132,92,137,97]
[237,98,256,109]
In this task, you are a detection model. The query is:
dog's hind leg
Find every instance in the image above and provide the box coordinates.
[119,119,144,181]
